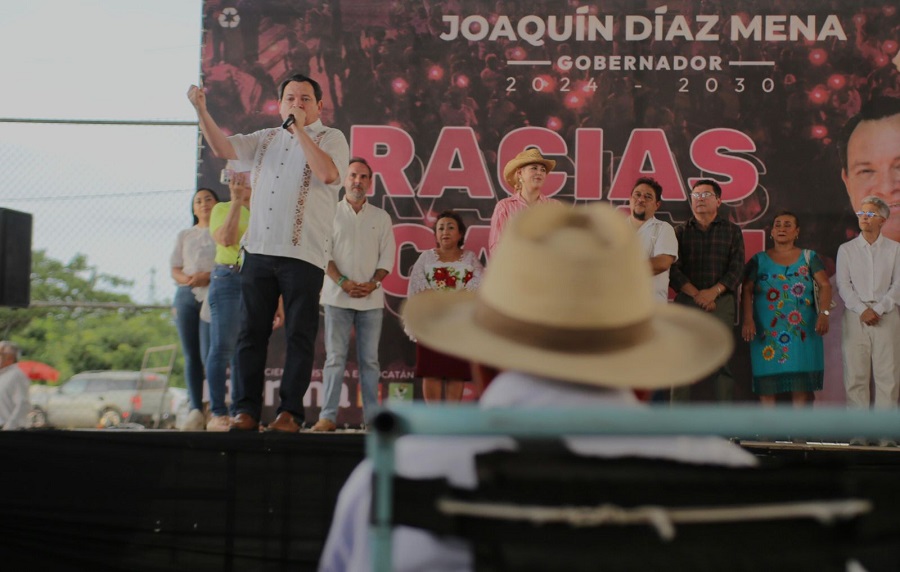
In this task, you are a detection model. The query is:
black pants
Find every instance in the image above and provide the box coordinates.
[234,252,324,421]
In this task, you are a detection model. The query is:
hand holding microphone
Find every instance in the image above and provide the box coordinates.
[282,106,306,132]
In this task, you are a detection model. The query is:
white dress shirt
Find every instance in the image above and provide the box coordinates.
[636,217,678,302]
[320,199,396,311]
[229,121,349,269]
[169,225,217,303]
[836,233,900,316]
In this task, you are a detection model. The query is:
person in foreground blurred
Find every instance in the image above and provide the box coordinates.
[836,197,900,414]
[741,212,831,407]
[205,166,253,431]
[0,341,31,430]
[488,148,558,253]
[319,203,756,572]
[170,188,218,430]
[406,210,484,403]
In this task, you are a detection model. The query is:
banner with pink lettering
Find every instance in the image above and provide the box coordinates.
[197,0,900,424]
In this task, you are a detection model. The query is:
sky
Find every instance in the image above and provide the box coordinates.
[0,1,204,304]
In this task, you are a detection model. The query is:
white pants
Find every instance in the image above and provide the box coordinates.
[841,308,900,409]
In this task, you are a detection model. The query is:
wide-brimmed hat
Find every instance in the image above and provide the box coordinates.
[402,202,732,389]
[503,148,557,188]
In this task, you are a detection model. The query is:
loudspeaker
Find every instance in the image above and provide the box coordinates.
[0,208,32,307]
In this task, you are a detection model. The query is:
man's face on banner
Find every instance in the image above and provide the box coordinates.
[842,113,900,240]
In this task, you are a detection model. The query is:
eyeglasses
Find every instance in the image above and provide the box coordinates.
[855,211,881,219]
[690,191,716,200]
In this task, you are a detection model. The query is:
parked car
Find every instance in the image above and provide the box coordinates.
[28,370,182,429]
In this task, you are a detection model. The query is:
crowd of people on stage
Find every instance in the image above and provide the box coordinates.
[163,69,900,438]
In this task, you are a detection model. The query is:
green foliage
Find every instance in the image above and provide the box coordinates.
[0,250,183,385]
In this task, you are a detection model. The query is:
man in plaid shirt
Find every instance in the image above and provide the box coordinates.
[669,179,745,402]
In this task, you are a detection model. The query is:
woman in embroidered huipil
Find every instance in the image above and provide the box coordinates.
[407,210,484,403]
[741,212,833,406]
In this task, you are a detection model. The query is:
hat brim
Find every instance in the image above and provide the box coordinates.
[403,290,733,389]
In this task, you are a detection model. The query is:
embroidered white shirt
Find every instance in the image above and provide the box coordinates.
[229,121,349,269]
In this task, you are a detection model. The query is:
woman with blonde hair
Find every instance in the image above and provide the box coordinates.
[488,148,558,253]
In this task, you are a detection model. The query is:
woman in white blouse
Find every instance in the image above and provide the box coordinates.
[407,210,484,402]
[170,188,219,429]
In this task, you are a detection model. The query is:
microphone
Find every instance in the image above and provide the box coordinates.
[282,113,296,130]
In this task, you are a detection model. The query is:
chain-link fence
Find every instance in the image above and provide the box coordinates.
[1,118,208,306]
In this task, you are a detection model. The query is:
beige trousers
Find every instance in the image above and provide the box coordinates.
[841,308,900,409]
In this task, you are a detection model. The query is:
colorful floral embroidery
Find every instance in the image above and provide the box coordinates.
[426,265,471,291]
[292,131,328,247]
[752,253,818,367]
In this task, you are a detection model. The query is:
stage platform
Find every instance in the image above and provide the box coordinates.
[0,430,898,571]
[0,429,364,572]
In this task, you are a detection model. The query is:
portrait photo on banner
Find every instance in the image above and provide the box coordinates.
[196,0,900,420]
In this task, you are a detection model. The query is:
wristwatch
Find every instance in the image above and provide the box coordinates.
[819,309,830,316]
[374,280,382,289]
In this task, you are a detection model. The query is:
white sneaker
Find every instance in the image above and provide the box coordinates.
[206,415,231,432]
[182,409,206,431]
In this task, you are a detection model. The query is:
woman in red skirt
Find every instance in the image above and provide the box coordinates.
[406,210,484,402]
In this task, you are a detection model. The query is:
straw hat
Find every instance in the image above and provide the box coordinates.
[402,202,732,389]
[503,148,557,188]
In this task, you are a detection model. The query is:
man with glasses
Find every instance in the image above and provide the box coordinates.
[824,97,900,408]
[835,196,900,425]
[669,179,745,402]
[628,177,677,303]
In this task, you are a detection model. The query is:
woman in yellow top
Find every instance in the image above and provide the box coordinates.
[204,170,252,431]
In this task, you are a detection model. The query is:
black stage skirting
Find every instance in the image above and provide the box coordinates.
[1,431,898,571]
[0,430,364,572]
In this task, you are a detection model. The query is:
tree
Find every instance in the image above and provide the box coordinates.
[0,251,182,384]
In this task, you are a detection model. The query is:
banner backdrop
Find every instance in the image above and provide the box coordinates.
[197,0,900,424]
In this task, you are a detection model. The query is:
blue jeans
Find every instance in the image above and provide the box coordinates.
[234,252,324,422]
[320,305,383,422]
[173,285,209,412]
[206,265,242,416]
